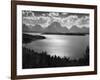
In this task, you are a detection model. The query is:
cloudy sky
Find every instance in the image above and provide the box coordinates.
[22,10,89,29]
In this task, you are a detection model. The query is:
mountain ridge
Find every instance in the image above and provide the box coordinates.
[23,22,89,34]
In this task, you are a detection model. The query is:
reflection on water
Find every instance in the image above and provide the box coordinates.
[23,34,89,59]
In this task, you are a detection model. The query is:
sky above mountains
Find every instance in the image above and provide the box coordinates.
[22,10,89,29]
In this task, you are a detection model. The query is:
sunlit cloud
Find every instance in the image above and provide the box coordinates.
[62,15,78,28]
[76,16,89,28]
[61,12,68,15]
[22,11,89,29]
[48,12,59,17]
[42,13,46,16]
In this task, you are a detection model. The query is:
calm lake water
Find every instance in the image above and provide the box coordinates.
[23,33,89,59]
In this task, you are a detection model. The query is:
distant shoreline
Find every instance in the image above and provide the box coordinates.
[42,33,89,36]
[23,31,89,36]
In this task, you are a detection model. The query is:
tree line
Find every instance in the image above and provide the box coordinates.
[23,47,89,69]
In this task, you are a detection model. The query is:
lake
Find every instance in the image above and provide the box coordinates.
[23,33,89,59]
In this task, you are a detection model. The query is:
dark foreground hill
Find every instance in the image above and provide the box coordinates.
[23,33,46,43]
[22,47,89,69]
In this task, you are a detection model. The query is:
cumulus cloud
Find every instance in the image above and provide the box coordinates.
[76,16,89,27]
[42,14,46,16]
[62,15,78,28]
[61,12,68,15]
[22,11,35,17]
[22,11,89,29]
[48,12,59,17]
[23,15,51,28]
[38,16,51,28]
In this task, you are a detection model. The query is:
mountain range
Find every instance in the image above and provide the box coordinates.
[23,22,89,34]
[70,25,89,33]
[43,22,69,33]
